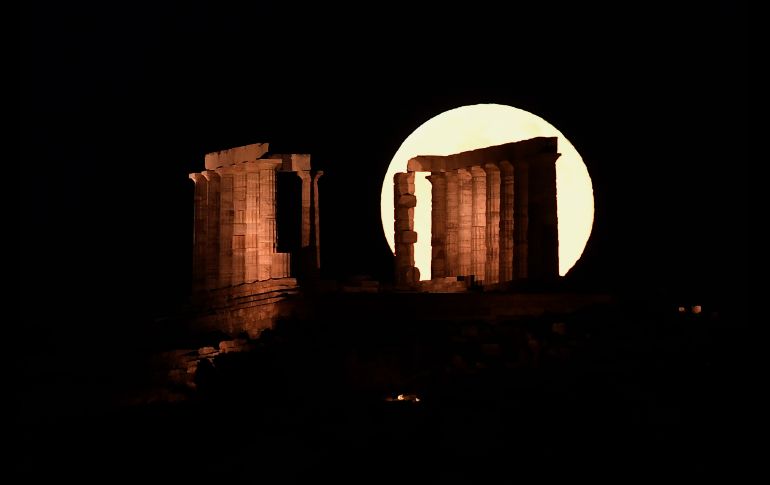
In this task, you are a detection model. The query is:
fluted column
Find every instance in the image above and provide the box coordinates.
[245,162,260,282]
[484,164,500,284]
[202,171,220,290]
[499,161,514,282]
[427,172,447,278]
[217,168,234,287]
[457,169,472,276]
[525,155,559,280]
[514,160,529,280]
[445,170,459,276]
[231,165,247,285]
[258,160,281,280]
[470,166,487,282]
[311,171,323,269]
[189,173,208,294]
[297,170,312,248]
[394,172,419,286]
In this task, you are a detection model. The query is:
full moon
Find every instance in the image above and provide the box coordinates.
[380,104,594,279]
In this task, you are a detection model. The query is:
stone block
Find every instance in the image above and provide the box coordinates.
[395,217,414,231]
[397,230,418,244]
[394,207,414,221]
[397,194,417,208]
[205,143,269,170]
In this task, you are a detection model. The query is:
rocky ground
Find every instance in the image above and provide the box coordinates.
[14,297,748,481]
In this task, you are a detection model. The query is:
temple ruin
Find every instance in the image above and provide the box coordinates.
[188,142,322,335]
[394,137,560,287]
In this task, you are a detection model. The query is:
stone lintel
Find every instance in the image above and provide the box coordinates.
[215,159,282,174]
[406,137,559,172]
[205,143,270,170]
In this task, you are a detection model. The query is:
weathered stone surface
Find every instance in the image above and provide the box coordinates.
[394,171,419,286]
[407,137,557,173]
[205,142,270,170]
[397,230,418,244]
[499,161,514,282]
[445,171,459,276]
[427,172,447,278]
[471,166,487,282]
[514,160,529,280]
[457,168,472,276]
[400,137,560,290]
[202,171,221,290]
[191,143,319,302]
[397,194,417,208]
[483,164,500,284]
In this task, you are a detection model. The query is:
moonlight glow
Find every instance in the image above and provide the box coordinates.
[380,104,594,279]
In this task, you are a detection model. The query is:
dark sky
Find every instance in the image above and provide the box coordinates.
[19,1,747,324]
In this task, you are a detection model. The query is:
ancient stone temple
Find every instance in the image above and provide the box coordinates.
[394,137,559,287]
[188,143,322,335]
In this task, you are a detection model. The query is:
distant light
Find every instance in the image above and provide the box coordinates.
[678,306,686,313]
[397,394,405,401]
[692,305,702,314]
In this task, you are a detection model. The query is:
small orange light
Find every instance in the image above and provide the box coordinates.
[692,305,702,314]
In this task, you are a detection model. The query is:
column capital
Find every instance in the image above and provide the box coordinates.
[470,166,486,177]
[202,170,220,182]
[189,172,207,183]
[426,171,446,184]
[483,163,500,175]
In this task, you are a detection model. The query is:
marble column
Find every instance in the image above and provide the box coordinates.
[258,161,281,281]
[189,173,208,294]
[484,164,500,284]
[245,162,260,282]
[526,155,559,280]
[445,170,459,276]
[394,172,419,286]
[297,170,312,249]
[231,165,247,285]
[427,172,447,279]
[311,171,323,269]
[202,171,220,290]
[457,169,472,277]
[470,166,487,282]
[514,160,529,280]
[217,169,234,287]
[499,161,514,282]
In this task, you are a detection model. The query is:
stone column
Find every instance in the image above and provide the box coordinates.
[231,165,247,285]
[189,173,208,294]
[427,172,447,278]
[245,162,260,283]
[297,170,312,249]
[202,171,220,291]
[311,171,323,269]
[258,161,281,281]
[457,169,472,277]
[514,160,529,280]
[526,155,559,280]
[217,168,234,287]
[499,161,514,283]
[471,166,487,282]
[394,172,419,286]
[484,164,500,284]
[445,170,459,276]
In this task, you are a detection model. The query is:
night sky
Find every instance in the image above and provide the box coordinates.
[19,2,747,326]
